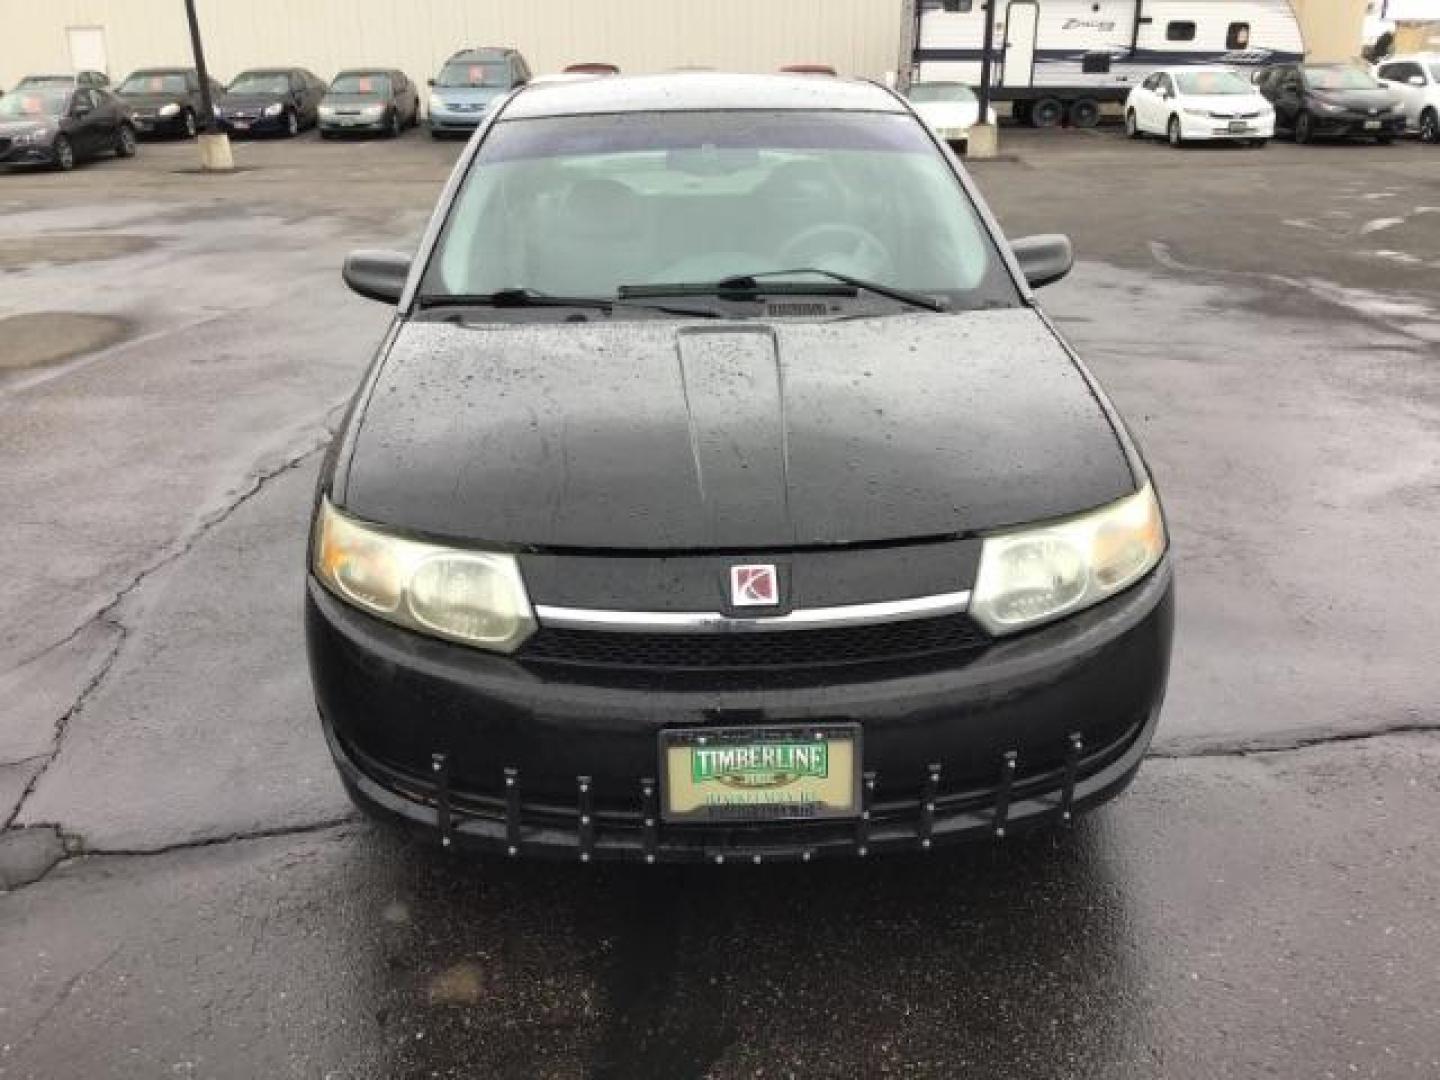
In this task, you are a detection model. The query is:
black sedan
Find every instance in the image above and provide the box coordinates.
[215,67,326,137]
[1256,62,1407,143]
[0,85,136,170]
[319,69,420,138]
[116,67,224,138]
[308,74,1173,863]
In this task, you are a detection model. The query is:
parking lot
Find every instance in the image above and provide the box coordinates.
[3,124,1440,1078]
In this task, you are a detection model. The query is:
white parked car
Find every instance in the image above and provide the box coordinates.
[1374,54,1440,143]
[1124,67,1275,148]
[906,81,996,148]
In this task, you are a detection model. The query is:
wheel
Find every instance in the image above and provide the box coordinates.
[1421,109,1439,144]
[1030,97,1063,128]
[114,124,137,158]
[182,109,197,138]
[1167,115,1185,148]
[1069,98,1101,128]
[387,109,401,138]
[285,109,299,137]
[1124,109,1142,139]
[1294,111,1314,144]
[52,135,75,171]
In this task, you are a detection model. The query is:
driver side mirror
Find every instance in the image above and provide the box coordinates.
[1011,234,1073,289]
[343,249,412,304]
[427,78,437,87]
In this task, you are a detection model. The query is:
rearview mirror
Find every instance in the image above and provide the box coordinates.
[1010,234,1074,289]
[343,249,412,304]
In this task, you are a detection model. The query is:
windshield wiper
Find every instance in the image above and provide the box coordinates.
[416,288,725,319]
[620,269,947,313]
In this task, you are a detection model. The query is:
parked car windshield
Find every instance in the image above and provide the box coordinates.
[1175,71,1252,95]
[423,109,1019,310]
[0,88,69,118]
[435,61,509,88]
[1305,66,1380,90]
[121,72,188,94]
[908,82,976,104]
[227,72,291,95]
[331,72,390,95]
[15,76,73,89]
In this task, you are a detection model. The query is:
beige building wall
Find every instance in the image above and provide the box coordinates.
[0,0,906,91]
[1292,0,1369,60]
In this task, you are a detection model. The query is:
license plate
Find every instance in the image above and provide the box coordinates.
[660,724,861,824]
[1364,120,1381,130]
[1228,120,1249,133]
[340,117,359,126]
[232,121,249,130]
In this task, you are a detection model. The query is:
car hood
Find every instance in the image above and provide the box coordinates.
[218,93,287,109]
[0,119,55,137]
[338,311,1135,551]
[431,86,503,105]
[1181,93,1270,110]
[1310,87,1395,109]
[323,93,386,107]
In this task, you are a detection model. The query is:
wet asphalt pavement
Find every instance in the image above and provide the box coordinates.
[2,126,1439,1077]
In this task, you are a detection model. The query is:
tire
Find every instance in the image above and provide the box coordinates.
[387,109,401,138]
[1069,98,1101,128]
[1124,109,1142,139]
[114,124,137,158]
[1294,111,1314,144]
[53,135,75,171]
[1167,115,1185,148]
[182,109,197,138]
[1030,97,1063,128]
[285,109,299,137]
[1421,109,1439,144]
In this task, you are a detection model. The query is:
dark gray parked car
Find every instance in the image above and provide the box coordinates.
[116,68,225,138]
[0,84,136,170]
[216,67,326,137]
[319,69,420,138]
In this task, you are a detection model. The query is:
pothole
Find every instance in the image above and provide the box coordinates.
[0,312,135,371]
[0,233,155,271]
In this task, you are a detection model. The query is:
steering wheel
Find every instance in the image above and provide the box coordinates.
[777,223,894,279]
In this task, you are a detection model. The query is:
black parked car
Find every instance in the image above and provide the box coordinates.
[308,75,1173,864]
[1256,63,1407,143]
[0,84,136,170]
[215,67,325,137]
[117,67,224,138]
[319,69,419,138]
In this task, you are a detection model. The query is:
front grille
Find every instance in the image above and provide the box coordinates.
[519,614,989,673]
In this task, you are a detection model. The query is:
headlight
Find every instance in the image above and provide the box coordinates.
[319,104,335,117]
[15,130,45,145]
[361,104,384,117]
[312,499,537,653]
[429,93,443,112]
[969,483,1166,636]
[264,102,283,117]
[1314,99,1343,113]
[158,102,180,117]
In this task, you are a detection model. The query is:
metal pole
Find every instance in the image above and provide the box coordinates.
[977,0,998,121]
[184,0,216,131]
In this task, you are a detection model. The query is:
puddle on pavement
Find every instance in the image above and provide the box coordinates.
[0,233,155,271]
[0,311,135,371]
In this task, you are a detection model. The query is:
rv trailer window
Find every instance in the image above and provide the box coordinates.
[1166,21,1197,42]
[1226,23,1251,50]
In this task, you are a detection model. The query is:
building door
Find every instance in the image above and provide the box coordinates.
[66,26,108,77]
[1002,2,1040,88]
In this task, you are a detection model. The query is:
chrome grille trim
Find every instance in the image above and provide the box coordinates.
[534,590,973,635]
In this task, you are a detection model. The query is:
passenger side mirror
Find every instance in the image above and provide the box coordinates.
[343,249,412,304]
[427,78,436,87]
[1010,234,1073,289]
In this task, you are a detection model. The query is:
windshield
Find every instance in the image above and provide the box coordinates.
[422,110,1019,310]
[16,76,73,89]
[1175,71,1253,95]
[227,72,291,95]
[0,89,69,118]
[908,83,976,104]
[436,61,509,89]
[121,72,188,95]
[330,73,390,96]
[1306,66,1379,90]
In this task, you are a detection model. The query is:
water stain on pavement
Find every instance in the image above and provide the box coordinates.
[0,234,155,271]
[0,312,134,371]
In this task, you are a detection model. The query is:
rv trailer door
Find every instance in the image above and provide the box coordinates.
[1002,1,1040,88]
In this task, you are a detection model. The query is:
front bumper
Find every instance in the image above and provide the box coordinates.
[1309,112,1405,137]
[216,113,288,135]
[308,557,1174,862]
[427,109,487,132]
[1178,115,1275,140]
[131,113,188,136]
[0,140,57,166]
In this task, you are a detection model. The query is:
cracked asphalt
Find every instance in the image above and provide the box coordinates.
[2,126,1439,1078]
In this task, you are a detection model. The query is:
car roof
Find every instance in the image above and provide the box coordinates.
[504,72,903,119]
[334,68,393,76]
[447,48,515,60]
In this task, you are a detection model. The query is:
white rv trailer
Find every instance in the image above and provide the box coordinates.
[912,0,1305,126]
